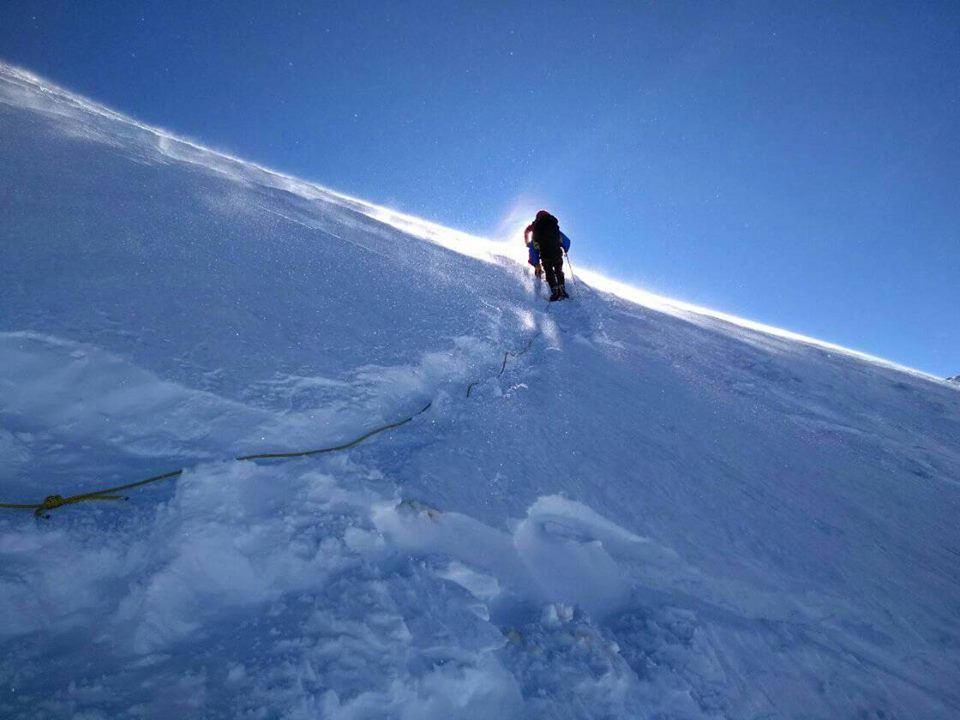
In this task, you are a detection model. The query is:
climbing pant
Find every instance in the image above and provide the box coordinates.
[542,254,565,292]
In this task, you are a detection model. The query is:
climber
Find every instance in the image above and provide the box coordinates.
[524,210,569,301]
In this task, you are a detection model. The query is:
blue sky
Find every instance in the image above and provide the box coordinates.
[2,1,958,375]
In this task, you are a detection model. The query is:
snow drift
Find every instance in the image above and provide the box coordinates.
[1,64,959,719]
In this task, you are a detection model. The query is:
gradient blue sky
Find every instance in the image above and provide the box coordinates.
[2,1,958,375]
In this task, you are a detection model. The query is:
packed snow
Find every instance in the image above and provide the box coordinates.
[2,63,959,719]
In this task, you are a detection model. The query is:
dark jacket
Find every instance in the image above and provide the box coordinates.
[530,211,562,258]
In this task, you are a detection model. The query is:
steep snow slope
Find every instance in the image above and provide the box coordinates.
[2,64,959,719]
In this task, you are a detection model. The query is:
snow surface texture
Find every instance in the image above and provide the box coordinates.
[2,63,959,719]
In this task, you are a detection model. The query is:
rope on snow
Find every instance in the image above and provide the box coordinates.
[2,291,565,518]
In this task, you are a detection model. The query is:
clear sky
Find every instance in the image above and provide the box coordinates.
[2,1,958,376]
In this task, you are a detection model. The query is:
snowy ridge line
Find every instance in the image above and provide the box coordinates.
[0,61,938,381]
[0,62,503,263]
[0,402,433,518]
[577,267,944,383]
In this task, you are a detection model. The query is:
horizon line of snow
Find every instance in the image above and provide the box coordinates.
[0,61,943,383]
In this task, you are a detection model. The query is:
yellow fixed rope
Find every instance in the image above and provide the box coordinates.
[2,295,554,518]
[1,402,432,518]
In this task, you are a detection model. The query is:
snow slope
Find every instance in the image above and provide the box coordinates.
[2,64,959,719]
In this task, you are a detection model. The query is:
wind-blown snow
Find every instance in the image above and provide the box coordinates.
[1,63,959,719]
